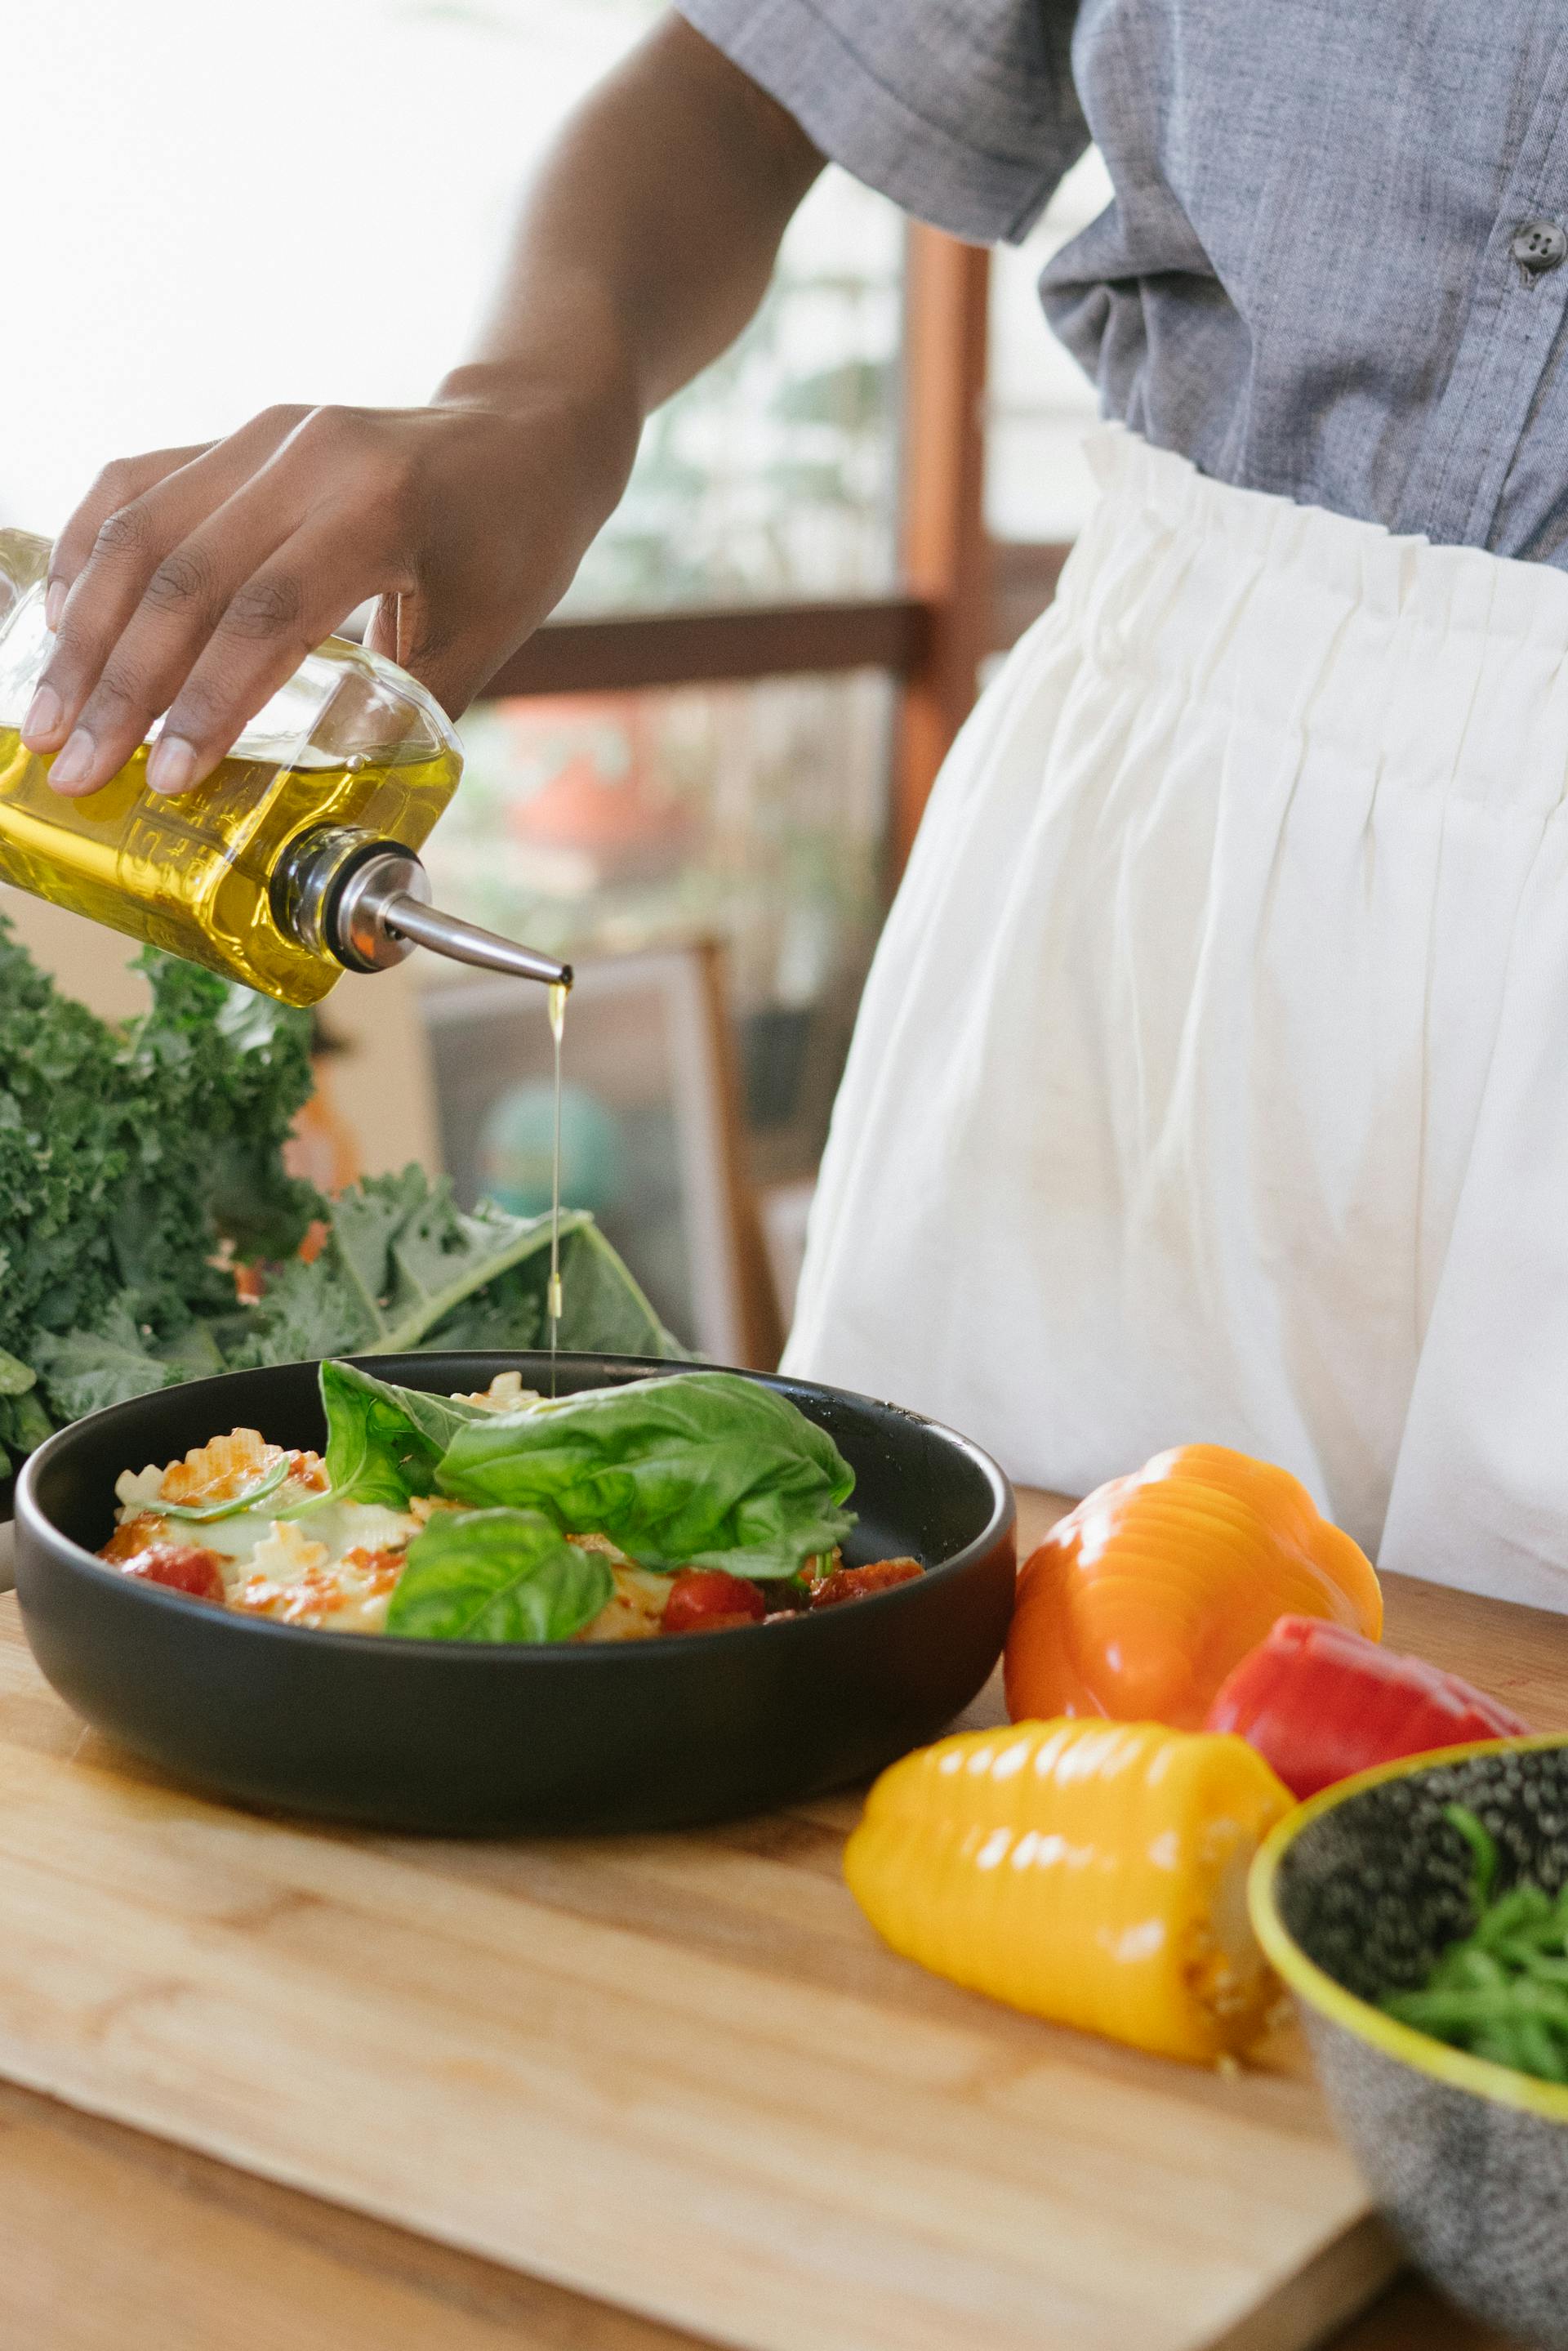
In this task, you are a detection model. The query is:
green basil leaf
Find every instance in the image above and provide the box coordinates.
[310,1359,494,1513]
[157,1453,290,1522]
[385,1507,612,1644]
[435,1369,855,1580]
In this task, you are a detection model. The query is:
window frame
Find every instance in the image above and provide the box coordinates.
[474,228,1071,878]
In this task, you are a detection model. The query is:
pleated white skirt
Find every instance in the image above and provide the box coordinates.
[784,426,1568,1608]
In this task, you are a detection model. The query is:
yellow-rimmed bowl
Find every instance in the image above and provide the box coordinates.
[1250,1737,1568,2350]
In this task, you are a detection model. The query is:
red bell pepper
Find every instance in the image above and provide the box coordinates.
[1202,1614,1530,1799]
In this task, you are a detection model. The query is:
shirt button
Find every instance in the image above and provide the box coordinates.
[1512,218,1568,274]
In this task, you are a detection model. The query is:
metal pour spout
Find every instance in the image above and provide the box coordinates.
[273,825,572,991]
[379,890,572,989]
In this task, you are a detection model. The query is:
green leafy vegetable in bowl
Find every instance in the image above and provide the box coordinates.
[0,914,679,1475]
[312,1357,858,1586]
[99,1358,877,1645]
[309,1360,494,1515]
[385,1508,612,1643]
[1380,1803,1568,2084]
[435,1368,858,1579]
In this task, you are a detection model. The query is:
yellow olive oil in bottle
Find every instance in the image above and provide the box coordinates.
[0,525,568,1008]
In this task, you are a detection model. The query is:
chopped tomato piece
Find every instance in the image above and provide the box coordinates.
[662,1568,768,1635]
[810,1558,923,1609]
[117,1544,225,1604]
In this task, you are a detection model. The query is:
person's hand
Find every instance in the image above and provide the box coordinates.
[20,382,637,797]
[20,14,819,801]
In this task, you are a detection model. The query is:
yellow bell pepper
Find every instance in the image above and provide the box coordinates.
[1004,1445,1382,1730]
[844,1718,1293,2064]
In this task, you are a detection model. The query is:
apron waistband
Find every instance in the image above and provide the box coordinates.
[1057,426,1568,814]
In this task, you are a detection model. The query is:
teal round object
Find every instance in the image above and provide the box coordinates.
[478,1081,624,1219]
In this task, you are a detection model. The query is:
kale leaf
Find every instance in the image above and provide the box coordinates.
[0,917,319,1375]
[229,1172,679,1367]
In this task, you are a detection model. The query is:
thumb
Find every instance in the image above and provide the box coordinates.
[364,588,412,668]
[365,586,491,717]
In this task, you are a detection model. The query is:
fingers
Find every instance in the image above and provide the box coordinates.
[25,408,314,785]
[368,590,510,722]
[44,444,212,633]
[365,587,479,719]
[141,518,405,794]
[42,494,308,796]
[363,588,411,671]
[24,396,575,799]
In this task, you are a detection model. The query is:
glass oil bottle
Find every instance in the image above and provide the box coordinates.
[0,526,568,1006]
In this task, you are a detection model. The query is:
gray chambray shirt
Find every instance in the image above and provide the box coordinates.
[676,0,1568,565]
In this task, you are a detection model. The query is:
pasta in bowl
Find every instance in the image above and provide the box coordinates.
[12,1351,1015,1832]
[97,1363,924,1644]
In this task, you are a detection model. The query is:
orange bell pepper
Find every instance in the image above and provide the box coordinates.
[845,1718,1293,2063]
[1004,1445,1381,1731]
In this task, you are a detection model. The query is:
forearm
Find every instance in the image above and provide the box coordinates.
[438,16,824,502]
[26,12,822,792]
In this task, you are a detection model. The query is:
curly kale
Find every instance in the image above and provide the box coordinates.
[0,916,320,1462]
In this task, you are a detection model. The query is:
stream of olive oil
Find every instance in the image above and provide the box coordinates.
[546,979,568,1392]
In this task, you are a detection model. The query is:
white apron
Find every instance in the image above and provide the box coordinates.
[784,426,1568,1610]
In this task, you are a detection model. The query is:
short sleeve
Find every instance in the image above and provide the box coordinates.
[675,0,1088,244]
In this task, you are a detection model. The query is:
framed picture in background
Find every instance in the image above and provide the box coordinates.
[420,939,782,1369]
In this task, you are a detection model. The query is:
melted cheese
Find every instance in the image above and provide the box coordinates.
[577,1561,672,1643]
[222,1506,419,1632]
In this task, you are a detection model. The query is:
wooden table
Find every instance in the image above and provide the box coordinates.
[0,1492,1561,2351]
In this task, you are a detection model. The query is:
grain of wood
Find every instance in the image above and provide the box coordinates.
[0,1591,1382,2351]
[4,1501,1563,2351]
[0,2078,701,2351]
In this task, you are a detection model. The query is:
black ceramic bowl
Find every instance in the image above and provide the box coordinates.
[1250,1740,1568,2351]
[13,1352,1015,1836]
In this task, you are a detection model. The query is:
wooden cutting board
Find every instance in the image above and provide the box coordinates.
[0,1566,1405,2351]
